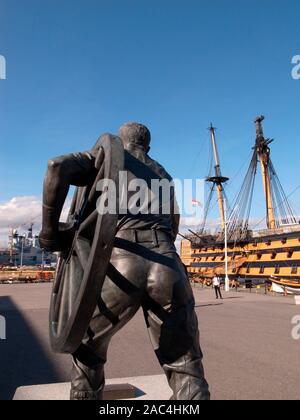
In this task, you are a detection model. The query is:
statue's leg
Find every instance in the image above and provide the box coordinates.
[144,251,210,401]
[70,248,147,400]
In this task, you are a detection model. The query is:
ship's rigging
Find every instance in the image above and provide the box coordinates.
[197,124,230,235]
[195,116,299,243]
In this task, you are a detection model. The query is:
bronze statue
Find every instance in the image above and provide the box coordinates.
[40,122,210,400]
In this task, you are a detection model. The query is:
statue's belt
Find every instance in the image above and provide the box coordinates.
[115,229,172,245]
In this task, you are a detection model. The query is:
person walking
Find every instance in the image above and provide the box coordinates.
[213,275,223,300]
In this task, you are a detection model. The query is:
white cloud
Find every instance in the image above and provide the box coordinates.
[179,216,201,230]
[0,196,42,247]
[0,196,71,247]
[0,196,42,228]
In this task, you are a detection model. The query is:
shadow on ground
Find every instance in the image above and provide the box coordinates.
[195,303,224,308]
[0,296,63,400]
[222,296,244,300]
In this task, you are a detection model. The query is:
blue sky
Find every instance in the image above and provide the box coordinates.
[1,0,300,237]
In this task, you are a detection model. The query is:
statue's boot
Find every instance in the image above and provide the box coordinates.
[165,352,210,400]
[70,357,105,400]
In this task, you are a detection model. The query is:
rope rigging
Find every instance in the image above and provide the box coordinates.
[192,116,299,243]
[268,159,298,226]
[226,148,257,240]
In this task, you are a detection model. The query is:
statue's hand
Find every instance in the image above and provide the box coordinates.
[39,228,75,253]
[39,230,61,252]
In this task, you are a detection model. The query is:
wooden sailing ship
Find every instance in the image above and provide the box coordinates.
[180,116,300,293]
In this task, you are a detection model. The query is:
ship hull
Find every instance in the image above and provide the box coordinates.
[181,227,300,287]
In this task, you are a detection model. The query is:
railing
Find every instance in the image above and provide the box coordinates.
[253,225,300,237]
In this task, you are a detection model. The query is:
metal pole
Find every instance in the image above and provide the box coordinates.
[209,125,226,230]
[210,125,221,175]
[9,229,13,264]
[224,199,230,292]
[20,236,24,267]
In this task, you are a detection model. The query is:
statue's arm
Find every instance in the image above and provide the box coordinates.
[40,151,97,250]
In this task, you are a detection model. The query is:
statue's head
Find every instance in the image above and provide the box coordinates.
[118,122,151,153]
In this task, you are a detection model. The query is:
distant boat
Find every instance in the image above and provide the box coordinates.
[270,276,300,295]
[0,224,56,267]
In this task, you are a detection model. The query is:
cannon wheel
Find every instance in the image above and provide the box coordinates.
[49,134,124,354]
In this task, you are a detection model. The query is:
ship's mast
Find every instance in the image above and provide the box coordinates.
[206,125,229,230]
[255,115,276,230]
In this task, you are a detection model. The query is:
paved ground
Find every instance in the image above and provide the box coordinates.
[0,283,299,400]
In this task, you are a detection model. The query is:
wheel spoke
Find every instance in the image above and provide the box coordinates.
[74,238,90,268]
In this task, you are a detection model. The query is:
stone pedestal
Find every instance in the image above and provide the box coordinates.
[13,374,172,400]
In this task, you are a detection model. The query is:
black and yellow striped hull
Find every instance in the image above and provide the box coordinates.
[180,228,300,284]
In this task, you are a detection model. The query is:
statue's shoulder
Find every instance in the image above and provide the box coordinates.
[89,133,115,158]
[146,155,173,181]
[90,134,105,154]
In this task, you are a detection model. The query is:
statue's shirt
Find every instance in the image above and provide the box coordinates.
[89,142,178,237]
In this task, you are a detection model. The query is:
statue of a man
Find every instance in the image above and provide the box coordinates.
[40,122,210,400]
